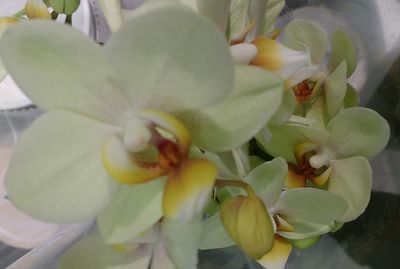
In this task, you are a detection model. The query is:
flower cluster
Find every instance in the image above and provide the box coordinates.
[0,1,390,269]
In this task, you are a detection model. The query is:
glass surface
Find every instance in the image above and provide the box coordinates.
[0,0,399,268]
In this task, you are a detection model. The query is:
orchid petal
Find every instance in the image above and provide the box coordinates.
[328,28,357,78]
[0,21,132,125]
[326,107,390,158]
[257,236,292,269]
[5,111,119,223]
[199,212,235,250]
[343,83,359,108]
[98,0,123,32]
[286,165,307,188]
[269,89,296,125]
[196,0,231,33]
[328,157,372,222]
[163,159,217,221]
[103,4,233,112]
[178,65,283,152]
[324,61,347,120]
[229,0,251,40]
[260,0,285,36]
[102,136,166,184]
[162,217,204,269]
[283,19,328,64]
[25,0,52,19]
[97,178,166,244]
[273,188,348,225]
[251,38,312,79]
[0,58,6,82]
[190,149,238,179]
[230,43,258,65]
[277,217,331,240]
[256,123,329,164]
[244,158,287,208]
[58,233,152,269]
[151,243,177,269]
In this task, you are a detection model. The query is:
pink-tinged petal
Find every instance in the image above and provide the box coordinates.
[102,136,166,184]
[139,109,191,157]
[257,236,292,269]
[163,159,217,222]
[0,149,63,249]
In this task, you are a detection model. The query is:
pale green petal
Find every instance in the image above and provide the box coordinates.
[261,0,285,35]
[283,19,328,63]
[326,107,390,158]
[244,158,287,208]
[103,4,233,112]
[270,89,296,125]
[256,123,329,164]
[277,218,331,240]
[328,157,372,222]
[178,65,283,152]
[0,21,132,125]
[0,57,7,82]
[229,0,251,39]
[97,178,166,244]
[328,28,357,78]
[199,212,235,250]
[273,188,348,225]
[5,111,118,223]
[196,0,231,32]
[343,83,359,108]
[58,233,151,269]
[324,61,347,120]
[162,217,204,269]
[151,243,177,269]
[190,149,238,178]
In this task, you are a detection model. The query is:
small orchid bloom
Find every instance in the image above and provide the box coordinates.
[0,149,64,249]
[0,4,234,226]
[199,156,348,269]
[257,107,390,222]
[25,0,52,20]
[58,218,204,269]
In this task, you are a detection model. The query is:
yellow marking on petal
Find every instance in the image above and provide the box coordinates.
[112,243,138,253]
[293,142,317,164]
[274,215,295,232]
[286,164,306,189]
[25,0,52,20]
[258,236,292,269]
[102,136,166,184]
[310,166,332,187]
[139,109,191,157]
[266,29,282,40]
[250,37,283,71]
[163,159,217,221]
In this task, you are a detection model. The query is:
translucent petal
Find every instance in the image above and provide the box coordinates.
[283,19,328,64]
[97,178,166,244]
[163,159,217,221]
[58,233,152,269]
[244,158,287,208]
[102,136,166,184]
[328,157,372,222]
[178,65,283,152]
[0,21,133,125]
[162,217,204,269]
[324,61,347,120]
[257,236,292,269]
[277,217,331,240]
[328,28,357,78]
[103,4,233,112]
[256,123,329,164]
[273,188,348,225]
[5,111,119,223]
[199,212,235,250]
[326,107,390,158]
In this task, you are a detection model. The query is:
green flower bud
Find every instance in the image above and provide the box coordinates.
[25,0,52,20]
[290,236,321,249]
[49,0,80,15]
[220,195,274,259]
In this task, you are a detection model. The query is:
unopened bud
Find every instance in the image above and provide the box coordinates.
[25,0,52,20]
[49,0,80,15]
[220,195,274,259]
